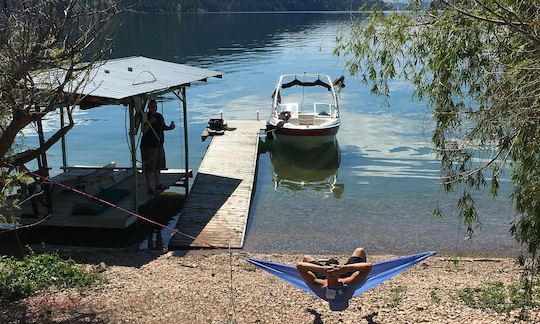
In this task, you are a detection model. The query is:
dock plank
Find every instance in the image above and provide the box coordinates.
[169,120,265,249]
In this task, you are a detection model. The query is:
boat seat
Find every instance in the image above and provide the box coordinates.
[314,102,333,116]
[298,113,315,125]
[278,103,299,118]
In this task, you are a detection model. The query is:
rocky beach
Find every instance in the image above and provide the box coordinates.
[1,248,538,323]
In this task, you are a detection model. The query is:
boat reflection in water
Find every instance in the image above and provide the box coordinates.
[263,140,344,198]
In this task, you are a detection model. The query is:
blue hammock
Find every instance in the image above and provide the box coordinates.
[246,251,435,311]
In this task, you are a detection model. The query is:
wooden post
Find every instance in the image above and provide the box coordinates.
[182,87,189,196]
[60,106,68,171]
[36,110,53,215]
[128,102,138,211]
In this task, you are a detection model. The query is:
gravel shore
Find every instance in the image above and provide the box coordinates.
[1,248,538,323]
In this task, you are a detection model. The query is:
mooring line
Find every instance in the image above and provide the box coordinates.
[1,160,218,249]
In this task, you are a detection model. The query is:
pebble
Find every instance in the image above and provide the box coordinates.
[95,262,107,273]
[162,251,174,259]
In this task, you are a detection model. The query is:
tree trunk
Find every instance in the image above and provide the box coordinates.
[9,113,74,166]
[0,109,30,159]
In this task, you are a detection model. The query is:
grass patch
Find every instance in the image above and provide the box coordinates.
[459,280,540,313]
[447,257,462,271]
[386,285,406,308]
[0,251,100,300]
[430,288,441,304]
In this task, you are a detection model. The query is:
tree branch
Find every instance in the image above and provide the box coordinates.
[7,109,74,166]
[440,0,507,25]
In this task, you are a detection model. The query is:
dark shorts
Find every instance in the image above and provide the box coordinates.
[340,256,367,278]
[345,256,367,265]
[141,146,165,173]
[310,256,367,279]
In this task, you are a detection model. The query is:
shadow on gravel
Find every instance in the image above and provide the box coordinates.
[363,311,379,324]
[0,299,108,324]
[0,239,164,268]
[307,308,323,324]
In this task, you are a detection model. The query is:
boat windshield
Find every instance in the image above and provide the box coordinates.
[274,75,337,117]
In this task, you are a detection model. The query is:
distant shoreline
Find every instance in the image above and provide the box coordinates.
[123,9,405,15]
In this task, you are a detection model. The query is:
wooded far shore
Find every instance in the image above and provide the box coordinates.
[109,0,393,13]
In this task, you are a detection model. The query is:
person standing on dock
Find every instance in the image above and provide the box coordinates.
[140,99,175,194]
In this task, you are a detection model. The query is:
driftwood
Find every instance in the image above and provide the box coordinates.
[439,258,503,262]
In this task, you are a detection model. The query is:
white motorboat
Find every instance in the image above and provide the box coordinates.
[266,74,342,149]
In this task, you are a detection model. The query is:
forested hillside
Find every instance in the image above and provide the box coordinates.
[119,0,387,13]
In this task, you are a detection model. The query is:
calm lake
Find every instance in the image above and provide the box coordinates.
[25,12,520,256]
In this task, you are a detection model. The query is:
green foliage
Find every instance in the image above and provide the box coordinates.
[431,207,444,220]
[448,257,462,271]
[0,251,100,300]
[430,288,441,304]
[459,280,539,313]
[387,285,406,308]
[335,0,540,257]
[0,169,31,222]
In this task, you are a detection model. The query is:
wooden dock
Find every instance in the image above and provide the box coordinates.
[169,120,265,249]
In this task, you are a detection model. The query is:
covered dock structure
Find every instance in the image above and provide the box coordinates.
[4,56,222,229]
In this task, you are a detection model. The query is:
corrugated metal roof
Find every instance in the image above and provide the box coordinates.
[35,56,222,101]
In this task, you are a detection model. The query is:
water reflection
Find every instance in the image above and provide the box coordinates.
[138,214,179,252]
[111,12,346,65]
[263,139,344,198]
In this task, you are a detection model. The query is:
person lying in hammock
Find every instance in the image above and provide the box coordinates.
[296,247,372,311]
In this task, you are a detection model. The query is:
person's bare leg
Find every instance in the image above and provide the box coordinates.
[302,255,316,262]
[153,167,161,188]
[341,247,371,285]
[144,171,153,191]
[351,247,367,260]
[154,148,165,189]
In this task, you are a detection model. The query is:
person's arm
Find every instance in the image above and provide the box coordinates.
[296,262,328,286]
[163,122,175,131]
[161,114,175,131]
[338,262,372,285]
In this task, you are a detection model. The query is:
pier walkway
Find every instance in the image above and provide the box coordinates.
[169,120,265,248]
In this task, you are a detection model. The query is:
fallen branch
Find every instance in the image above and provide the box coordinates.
[439,258,503,262]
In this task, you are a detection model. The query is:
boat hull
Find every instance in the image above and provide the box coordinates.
[274,125,339,149]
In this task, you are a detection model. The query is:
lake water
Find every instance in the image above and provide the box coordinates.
[24,12,521,256]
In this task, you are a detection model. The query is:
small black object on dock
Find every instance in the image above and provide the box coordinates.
[201,118,237,141]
